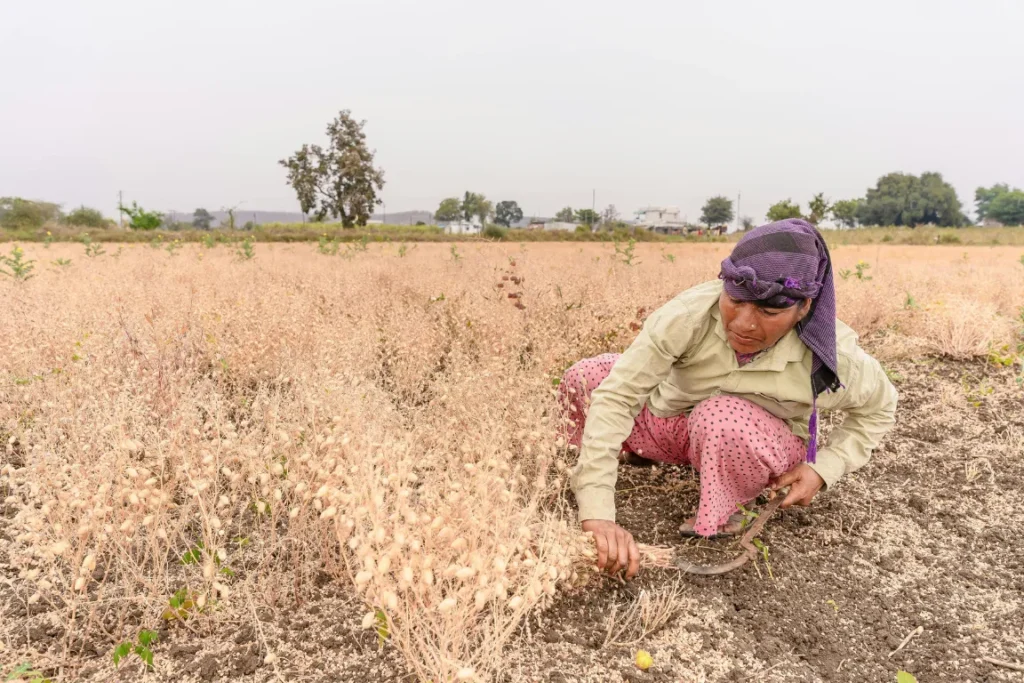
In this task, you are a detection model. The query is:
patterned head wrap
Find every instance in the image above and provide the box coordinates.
[719,218,839,463]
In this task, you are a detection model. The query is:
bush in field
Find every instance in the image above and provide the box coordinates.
[119,201,163,231]
[63,206,110,228]
[483,224,507,239]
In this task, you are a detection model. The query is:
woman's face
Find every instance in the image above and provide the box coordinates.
[719,291,811,354]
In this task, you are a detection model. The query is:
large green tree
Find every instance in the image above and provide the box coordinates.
[574,209,600,226]
[554,207,574,222]
[192,208,214,230]
[857,172,966,227]
[279,109,385,227]
[987,189,1024,225]
[700,196,734,226]
[435,197,462,222]
[461,192,492,224]
[766,199,803,222]
[975,183,1010,223]
[494,200,523,227]
[807,193,831,225]
[830,199,861,228]
[0,197,62,229]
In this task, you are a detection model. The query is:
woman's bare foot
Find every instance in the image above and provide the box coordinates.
[679,512,747,538]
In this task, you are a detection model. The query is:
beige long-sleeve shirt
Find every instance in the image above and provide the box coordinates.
[571,280,898,522]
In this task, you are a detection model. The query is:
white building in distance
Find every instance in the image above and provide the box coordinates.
[440,219,482,235]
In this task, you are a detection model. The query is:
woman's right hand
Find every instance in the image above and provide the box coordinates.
[581,519,640,579]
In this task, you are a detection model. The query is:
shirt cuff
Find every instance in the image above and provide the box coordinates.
[575,487,616,523]
[808,450,846,490]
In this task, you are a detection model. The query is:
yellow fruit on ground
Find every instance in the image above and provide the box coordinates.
[635,650,653,670]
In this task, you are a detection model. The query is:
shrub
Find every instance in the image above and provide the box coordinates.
[482,225,507,240]
[63,206,109,228]
[119,202,163,231]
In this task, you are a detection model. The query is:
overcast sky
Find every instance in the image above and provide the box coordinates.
[3,0,1022,223]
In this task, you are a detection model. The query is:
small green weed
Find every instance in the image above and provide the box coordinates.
[374,608,390,649]
[662,252,675,263]
[235,237,255,261]
[614,239,639,266]
[0,246,36,280]
[751,538,774,579]
[43,231,54,248]
[4,663,52,683]
[165,239,182,256]
[450,245,461,262]
[735,503,758,528]
[903,293,918,310]
[113,629,159,672]
[201,234,217,249]
[50,257,71,268]
[317,234,340,255]
[161,587,197,621]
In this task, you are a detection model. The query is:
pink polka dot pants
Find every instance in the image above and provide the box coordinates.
[560,353,807,537]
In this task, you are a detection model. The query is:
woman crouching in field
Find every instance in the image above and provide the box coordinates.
[561,219,897,578]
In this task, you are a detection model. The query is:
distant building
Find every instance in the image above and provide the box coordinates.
[440,219,482,235]
[634,206,688,234]
[526,219,577,232]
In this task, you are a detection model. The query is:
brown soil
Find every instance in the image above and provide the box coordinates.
[3,358,1023,682]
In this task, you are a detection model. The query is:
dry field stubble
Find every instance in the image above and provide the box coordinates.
[2,242,1023,682]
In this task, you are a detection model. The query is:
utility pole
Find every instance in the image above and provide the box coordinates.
[592,189,596,213]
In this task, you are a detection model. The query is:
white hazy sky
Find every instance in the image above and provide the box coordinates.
[2,0,1023,223]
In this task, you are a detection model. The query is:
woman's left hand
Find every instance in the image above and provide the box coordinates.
[769,464,825,508]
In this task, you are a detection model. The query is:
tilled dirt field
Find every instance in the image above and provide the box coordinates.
[3,358,1023,682]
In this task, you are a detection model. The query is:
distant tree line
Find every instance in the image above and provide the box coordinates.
[7,103,1024,235]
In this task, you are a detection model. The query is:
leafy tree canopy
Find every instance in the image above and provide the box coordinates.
[700,196,734,226]
[0,197,62,229]
[857,171,966,227]
[554,207,574,222]
[574,208,600,226]
[192,208,214,230]
[987,188,1024,226]
[63,206,109,228]
[830,199,861,228]
[279,109,385,228]
[975,183,1010,222]
[766,199,803,223]
[494,200,523,227]
[119,201,163,231]
[807,193,831,225]
[435,197,462,222]
[461,192,492,224]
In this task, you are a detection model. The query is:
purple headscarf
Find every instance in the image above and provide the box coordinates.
[719,219,840,463]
